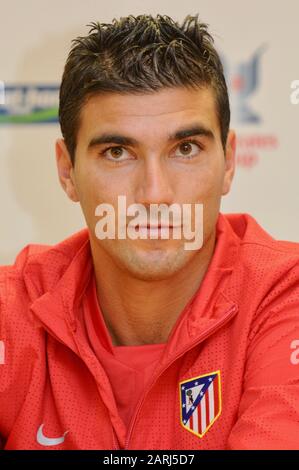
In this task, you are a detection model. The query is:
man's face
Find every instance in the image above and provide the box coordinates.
[56,86,235,281]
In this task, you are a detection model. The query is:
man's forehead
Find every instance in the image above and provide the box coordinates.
[85,86,214,111]
[78,86,219,141]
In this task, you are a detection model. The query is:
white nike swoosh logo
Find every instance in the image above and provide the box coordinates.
[37,424,69,447]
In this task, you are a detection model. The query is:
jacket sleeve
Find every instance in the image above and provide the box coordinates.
[0,269,6,450]
[227,263,299,449]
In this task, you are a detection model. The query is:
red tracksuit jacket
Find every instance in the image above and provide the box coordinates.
[0,212,299,450]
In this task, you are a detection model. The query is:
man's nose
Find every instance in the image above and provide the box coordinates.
[134,157,176,206]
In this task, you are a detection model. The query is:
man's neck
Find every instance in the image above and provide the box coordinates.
[90,231,217,346]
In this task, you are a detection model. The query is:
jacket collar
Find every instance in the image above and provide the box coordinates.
[26,212,240,354]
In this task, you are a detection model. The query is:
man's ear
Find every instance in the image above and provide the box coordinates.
[55,138,79,202]
[222,129,236,196]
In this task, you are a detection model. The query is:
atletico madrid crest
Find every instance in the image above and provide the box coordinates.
[179,370,221,438]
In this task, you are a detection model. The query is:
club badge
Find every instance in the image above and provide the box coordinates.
[179,370,221,438]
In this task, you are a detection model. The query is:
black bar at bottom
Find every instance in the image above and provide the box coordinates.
[1,450,299,466]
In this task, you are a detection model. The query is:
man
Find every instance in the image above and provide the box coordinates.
[0,14,299,450]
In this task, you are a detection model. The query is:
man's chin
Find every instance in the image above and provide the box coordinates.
[118,245,193,281]
[93,238,198,281]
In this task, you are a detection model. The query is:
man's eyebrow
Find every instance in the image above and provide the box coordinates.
[87,134,138,150]
[87,124,215,150]
[169,125,215,141]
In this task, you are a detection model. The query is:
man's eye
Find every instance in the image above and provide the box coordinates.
[174,141,202,159]
[101,146,130,162]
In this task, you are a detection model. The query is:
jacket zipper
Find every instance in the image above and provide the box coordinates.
[112,429,120,450]
[123,304,237,449]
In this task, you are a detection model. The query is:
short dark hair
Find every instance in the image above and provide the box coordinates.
[59,14,230,164]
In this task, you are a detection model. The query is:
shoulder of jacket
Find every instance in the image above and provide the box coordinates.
[225,212,299,267]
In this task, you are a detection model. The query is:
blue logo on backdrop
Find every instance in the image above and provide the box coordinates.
[222,46,266,124]
[0,85,59,124]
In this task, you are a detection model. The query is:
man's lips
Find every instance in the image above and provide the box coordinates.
[136,225,182,229]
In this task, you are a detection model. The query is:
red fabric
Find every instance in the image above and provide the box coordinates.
[0,212,299,449]
[82,276,165,428]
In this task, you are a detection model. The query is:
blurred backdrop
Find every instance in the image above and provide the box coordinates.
[0,0,298,264]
